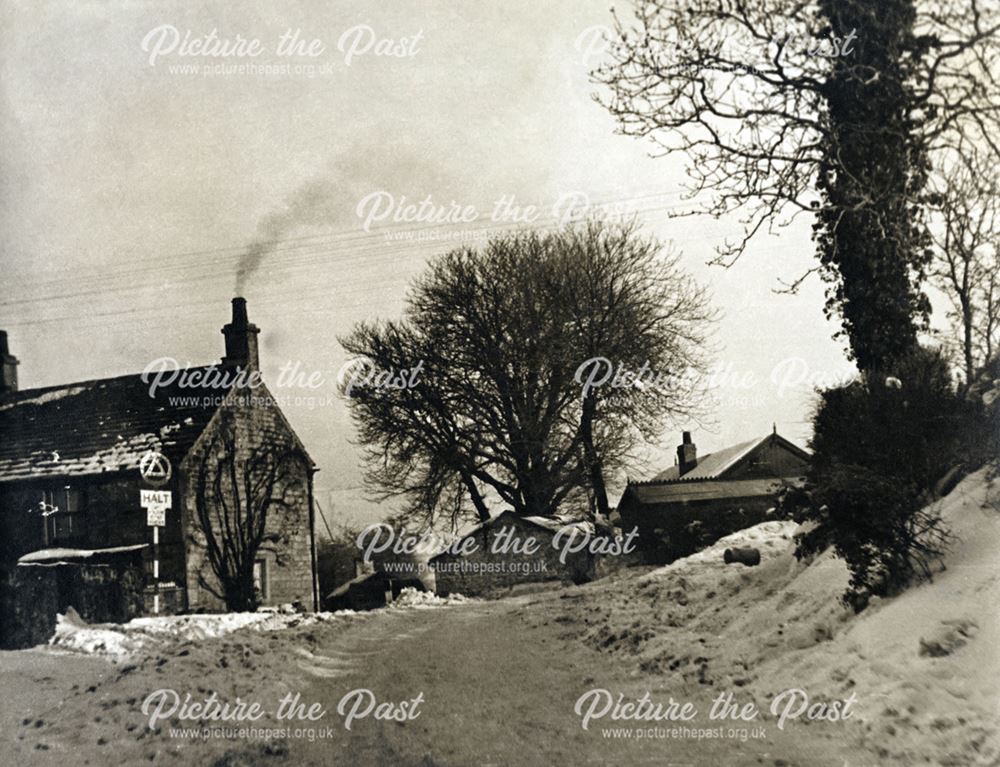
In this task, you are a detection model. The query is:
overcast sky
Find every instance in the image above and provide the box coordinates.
[0,0,872,529]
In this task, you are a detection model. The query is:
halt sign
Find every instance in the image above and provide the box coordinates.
[140,489,171,527]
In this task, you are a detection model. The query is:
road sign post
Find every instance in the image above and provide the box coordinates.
[140,488,172,615]
[152,525,159,614]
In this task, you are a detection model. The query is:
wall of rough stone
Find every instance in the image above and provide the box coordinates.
[432,514,593,597]
[0,558,144,649]
[181,386,314,612]
[621,494,776,564]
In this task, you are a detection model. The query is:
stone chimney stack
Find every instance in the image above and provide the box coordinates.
[0,331,18,395]
[221,297,260,371]
[676,431,698,477]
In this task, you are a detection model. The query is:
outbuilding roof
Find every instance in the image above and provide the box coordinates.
[622,431,809,506]
[17,544,148,565]
[429,510,595,561]
[627,478,792,505]
[648,432,810,483]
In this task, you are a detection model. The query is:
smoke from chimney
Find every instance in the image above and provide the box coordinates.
[235,178,340,292]
[231,149,459,292]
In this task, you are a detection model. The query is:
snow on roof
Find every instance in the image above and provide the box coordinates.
[0,385,91,409]
[18,543,148,565]
[0,368,227,482]
[522,515,594,535]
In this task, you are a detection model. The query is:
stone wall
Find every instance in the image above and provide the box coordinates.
[432,514,593,597]
[622,494,776,564]
[0,557,145,649]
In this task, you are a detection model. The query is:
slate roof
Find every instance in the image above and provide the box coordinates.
[621,432,810,505]
[324,570,390,601]
[648,433,809,483]
[651,437,761,482]
[0,368,227,482]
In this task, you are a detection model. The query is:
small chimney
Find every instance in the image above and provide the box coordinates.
[0,331,18,395]
[677,431,697,476]
[221,297,260,370]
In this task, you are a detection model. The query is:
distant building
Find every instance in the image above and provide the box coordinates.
[618,430,809,563]
[430,510,597,597]
[0,299,318,648]
[324,570,425,612]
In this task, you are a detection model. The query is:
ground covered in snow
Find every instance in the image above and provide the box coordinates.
[525,465,1000,765]
[391,587,470,609]
[1,467,996,766]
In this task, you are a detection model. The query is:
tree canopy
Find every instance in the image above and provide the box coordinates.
[340,220,715,529]
[596,0,1000,368]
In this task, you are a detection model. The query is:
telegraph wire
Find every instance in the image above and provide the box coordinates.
[2,187,696,300]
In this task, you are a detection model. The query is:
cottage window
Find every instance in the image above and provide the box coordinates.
[42,486,84,542]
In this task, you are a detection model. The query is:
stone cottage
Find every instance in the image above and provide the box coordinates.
[618,429,809,563]
[0,299,318,647]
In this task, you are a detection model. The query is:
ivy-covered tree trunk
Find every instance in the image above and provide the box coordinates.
[598,0,1000,371]
[815,0,932,370]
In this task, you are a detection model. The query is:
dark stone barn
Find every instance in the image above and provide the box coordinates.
[0,299,318,648]
[618,430,809,564]
[324,570,425,612]
[430,511,596,597]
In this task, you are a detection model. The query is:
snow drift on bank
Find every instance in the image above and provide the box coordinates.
[554,465,999,766]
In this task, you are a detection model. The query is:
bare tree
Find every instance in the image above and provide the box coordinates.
[191,410,308,611]
[595,0,1000,369]
[546,220,715,517]
[929,152,1000,384]
[340,220,714,530]
[339,320,496,528]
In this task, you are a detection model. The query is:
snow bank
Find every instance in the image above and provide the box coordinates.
[48,607,357,657]
[48,587,471,657]
[392,587,470,608]
[781,466,1000,765]
[568,465,999,766]
[662,519,798,568]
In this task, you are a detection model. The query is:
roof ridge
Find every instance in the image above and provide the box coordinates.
[3,363,221,399]
[637,431,808,486]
